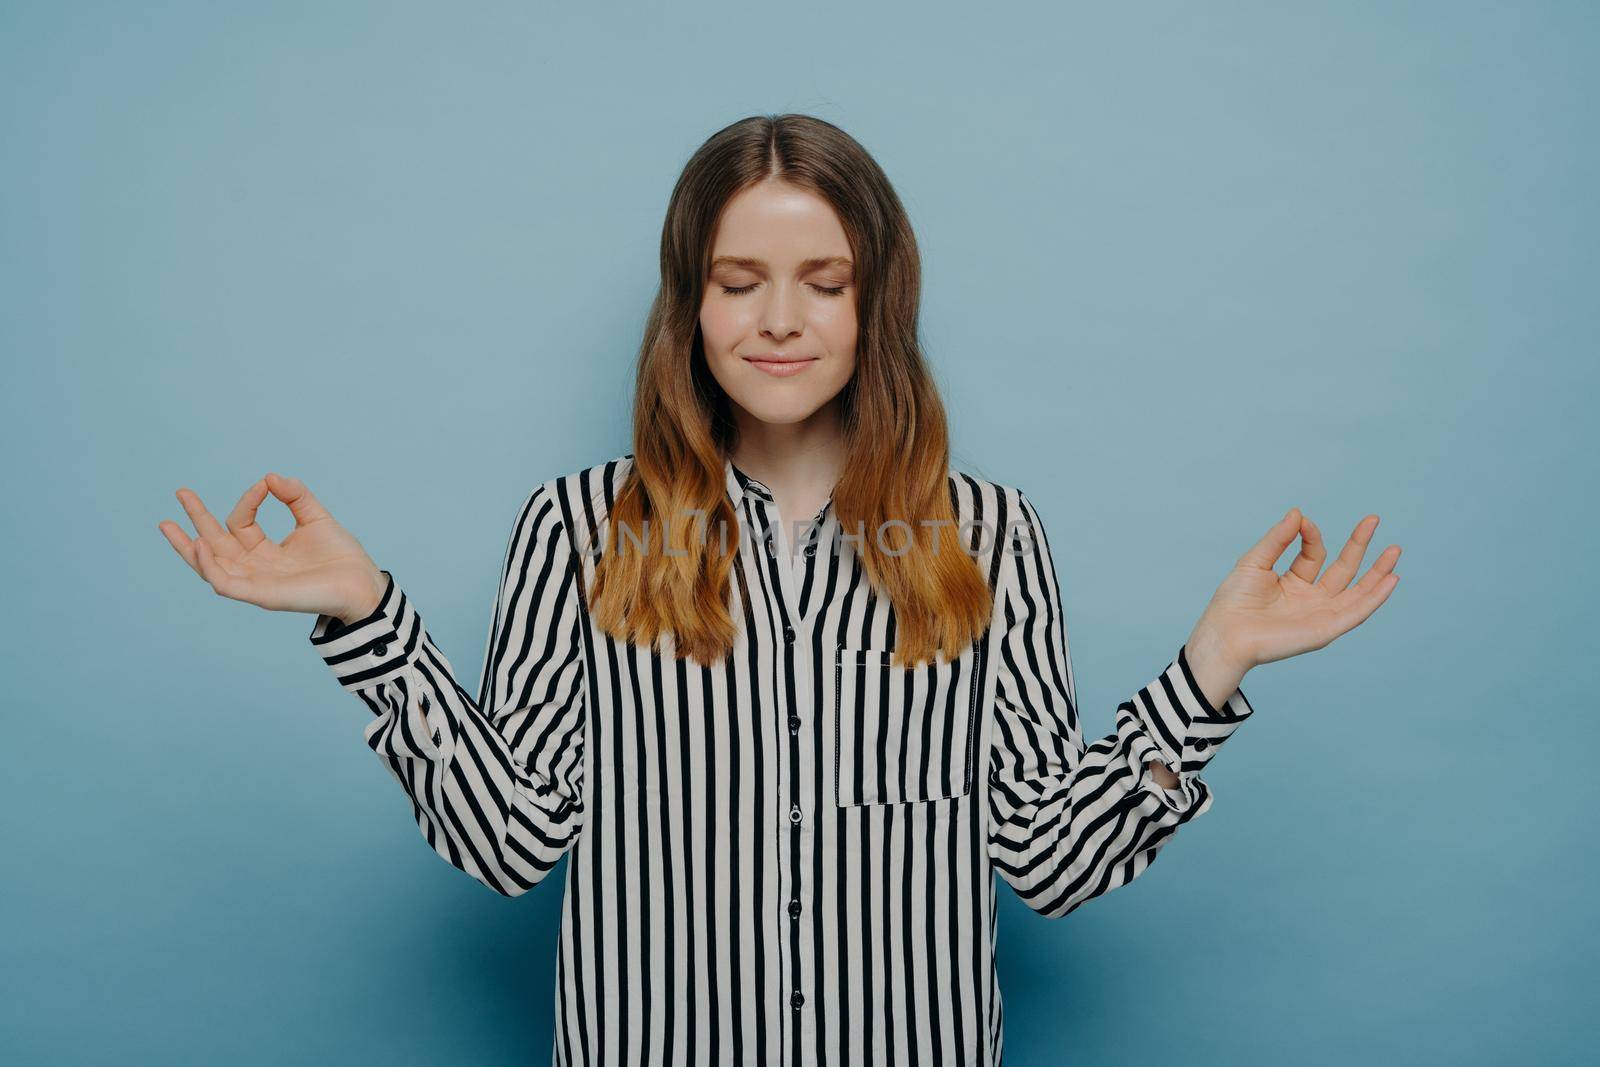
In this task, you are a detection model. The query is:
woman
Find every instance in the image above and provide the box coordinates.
[159,114,1399,1065]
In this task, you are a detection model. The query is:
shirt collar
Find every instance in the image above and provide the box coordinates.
[723,457,837,524]
[724,456,774,505]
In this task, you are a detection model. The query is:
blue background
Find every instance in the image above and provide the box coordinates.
[3,1,1594,1063]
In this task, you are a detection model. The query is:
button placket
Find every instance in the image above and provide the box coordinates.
[746,488,820,1049]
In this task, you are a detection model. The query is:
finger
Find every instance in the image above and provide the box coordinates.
[176,486,243,558]
[1238,507,1304,571]
[1285,514,1327,584]
[193,535,218,589]
[1345,543,1402,600]
[1319,515,1379,593]
[158,519,202,577]
[226,477,273,551]
[1332,569,1400,637]
[265,472,334,526]
[194,536,252,601]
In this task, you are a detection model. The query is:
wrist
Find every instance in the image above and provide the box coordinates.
[1183,623,1251,712]
[1187,615,1253,674]
[338,568,390,627]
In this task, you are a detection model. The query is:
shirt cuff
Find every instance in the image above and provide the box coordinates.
[1131,643,1256,778]
[307,570,419,693]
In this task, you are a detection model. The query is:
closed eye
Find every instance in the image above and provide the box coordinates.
[719,283,849,297]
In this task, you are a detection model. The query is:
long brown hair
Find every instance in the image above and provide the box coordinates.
[588,113,992,669]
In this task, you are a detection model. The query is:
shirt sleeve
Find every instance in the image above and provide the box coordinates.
[985,489,1255,918]
[308,481,588,898]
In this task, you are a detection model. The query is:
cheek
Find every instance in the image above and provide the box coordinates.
[699,301,747,356]
[829,350,858,390]
[819,302,859,354]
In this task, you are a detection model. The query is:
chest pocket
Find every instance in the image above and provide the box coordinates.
[834,643,983,806]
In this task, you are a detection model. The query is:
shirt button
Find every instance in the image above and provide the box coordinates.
[788,715,800,733]
[1194,738,1209,751]
[803,543,816,557]
[783,625,795,643]
[372,642,388,657]
[789,805,802,825]
[790,991,804,1010]
[788,899,801,918]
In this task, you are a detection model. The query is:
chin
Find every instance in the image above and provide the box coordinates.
[731,395,830,425]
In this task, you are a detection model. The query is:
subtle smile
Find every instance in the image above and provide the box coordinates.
[744,356,819,378]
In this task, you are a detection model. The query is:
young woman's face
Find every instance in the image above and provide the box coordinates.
[700,178,858,427]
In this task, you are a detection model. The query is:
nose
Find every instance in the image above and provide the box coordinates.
[759,282,803,341]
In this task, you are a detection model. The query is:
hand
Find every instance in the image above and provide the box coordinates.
[158,473,390,625]
[1190,507,1401,672]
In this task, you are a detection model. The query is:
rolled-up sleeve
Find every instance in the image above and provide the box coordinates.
[985,489,1255,918]
[309,481,589,898]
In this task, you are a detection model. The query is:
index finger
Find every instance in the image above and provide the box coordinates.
[1238,506,1303,571]
[264,472,334,526]
[226,477,273,550]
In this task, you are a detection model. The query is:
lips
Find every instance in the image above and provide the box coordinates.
[744,355,818,377]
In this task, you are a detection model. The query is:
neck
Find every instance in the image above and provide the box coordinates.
[729,404,847,504]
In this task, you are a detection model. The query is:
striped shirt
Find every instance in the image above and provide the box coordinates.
[309,452,1255,1066]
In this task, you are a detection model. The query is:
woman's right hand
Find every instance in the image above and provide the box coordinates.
[159,472,390,626]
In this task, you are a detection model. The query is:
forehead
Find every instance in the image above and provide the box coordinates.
[710,180,852,264]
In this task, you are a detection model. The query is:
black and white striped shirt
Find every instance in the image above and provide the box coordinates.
[309,452,1255,1066]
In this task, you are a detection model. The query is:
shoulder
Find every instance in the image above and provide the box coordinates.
[946,469,1065,576]
[540,451,634,510]
[946,467,1029,530]
[522,452,635,541]
[945,470,1046,594]
[492,453,633,549]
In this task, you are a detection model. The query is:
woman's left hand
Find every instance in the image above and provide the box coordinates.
[1194,507,1402,673]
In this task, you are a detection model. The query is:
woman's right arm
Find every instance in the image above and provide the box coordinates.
[306,483,589,897]
[161,473,588,898]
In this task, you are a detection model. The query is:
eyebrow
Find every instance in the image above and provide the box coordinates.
[709,255,854,273]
